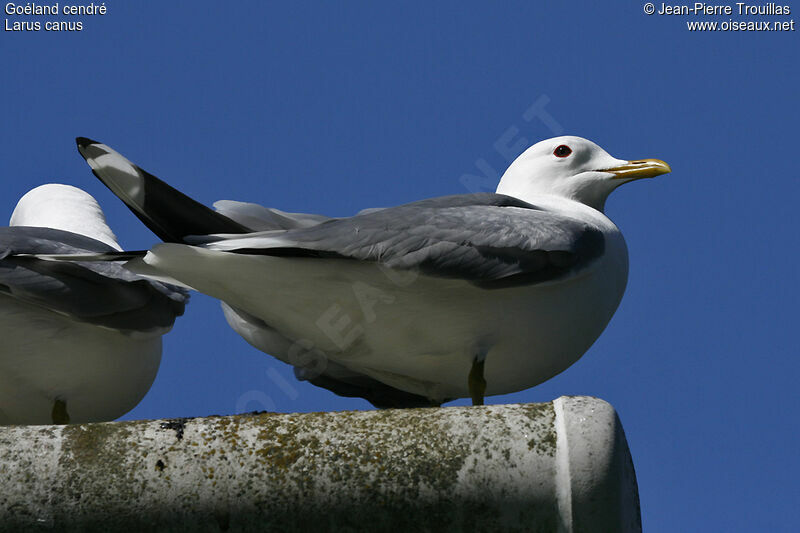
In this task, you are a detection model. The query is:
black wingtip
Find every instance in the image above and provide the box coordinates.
[76,137,100,149]
[73,137,252,242]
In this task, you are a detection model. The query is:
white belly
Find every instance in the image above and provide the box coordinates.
[0,296,162,424]
[138,228,628,401]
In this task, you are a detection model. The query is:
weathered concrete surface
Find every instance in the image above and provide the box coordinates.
[0,396,639,532]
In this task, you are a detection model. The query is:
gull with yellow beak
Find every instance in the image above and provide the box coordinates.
[74,135,670,407]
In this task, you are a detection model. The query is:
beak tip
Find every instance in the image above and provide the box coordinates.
[607,158,671,180]
[650,159,671,175]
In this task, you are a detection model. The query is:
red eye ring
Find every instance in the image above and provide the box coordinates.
[554,145,572,158]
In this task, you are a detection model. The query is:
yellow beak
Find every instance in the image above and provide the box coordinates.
[604,159,671,180]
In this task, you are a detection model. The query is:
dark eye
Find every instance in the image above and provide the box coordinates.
[554,145,572,158]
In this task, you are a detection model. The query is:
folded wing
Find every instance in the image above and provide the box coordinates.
[205,193,606,288]
[0,226,188,334]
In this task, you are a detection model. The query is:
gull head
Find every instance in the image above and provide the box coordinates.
[496,136,671,212]
[10,184,122,250]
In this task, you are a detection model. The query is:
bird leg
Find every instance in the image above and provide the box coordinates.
[469,358,486,406]
[51,398,70,425]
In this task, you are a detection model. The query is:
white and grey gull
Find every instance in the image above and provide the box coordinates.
[0,184,188,424]
[73,136,670,407]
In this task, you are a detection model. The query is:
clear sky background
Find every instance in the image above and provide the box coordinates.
[2,1,798,530]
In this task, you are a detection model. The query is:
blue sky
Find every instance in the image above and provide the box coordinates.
[2,1,798,530]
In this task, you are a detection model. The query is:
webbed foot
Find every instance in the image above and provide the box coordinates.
[51,398,70,425]
[468,359,486,406]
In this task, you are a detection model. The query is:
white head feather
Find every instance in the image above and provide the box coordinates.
[496,136,669,212]
[10,184,122,250]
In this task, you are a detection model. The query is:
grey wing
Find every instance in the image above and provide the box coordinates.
[205,193,606,288]
[0,227,188,333]
[213,200,333,231]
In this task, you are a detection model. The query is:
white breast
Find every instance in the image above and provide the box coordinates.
[0,295,162,424]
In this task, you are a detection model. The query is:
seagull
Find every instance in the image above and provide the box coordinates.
[75,136,669,407]
[0,184,188,424]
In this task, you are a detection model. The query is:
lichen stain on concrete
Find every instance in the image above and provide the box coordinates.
[523,403,557,457]
[250,408,471,505]
[242,420,479,530]
[58,421,144,512]
[0,402,600,531]
[158,406,486,528]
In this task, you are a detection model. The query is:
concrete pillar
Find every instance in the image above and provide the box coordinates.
[0,396,640,532]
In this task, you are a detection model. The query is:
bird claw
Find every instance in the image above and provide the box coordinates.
[469,359,486,406]
[51,398,70,425]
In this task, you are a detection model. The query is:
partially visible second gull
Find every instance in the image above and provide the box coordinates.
[75,136,670,407]
[0,184,188,424]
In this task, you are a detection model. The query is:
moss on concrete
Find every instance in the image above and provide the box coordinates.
[0,398,640,532]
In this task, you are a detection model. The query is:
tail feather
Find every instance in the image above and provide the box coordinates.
[25,248,195,290]
[24,250,148,262]
[75,137,250,243]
